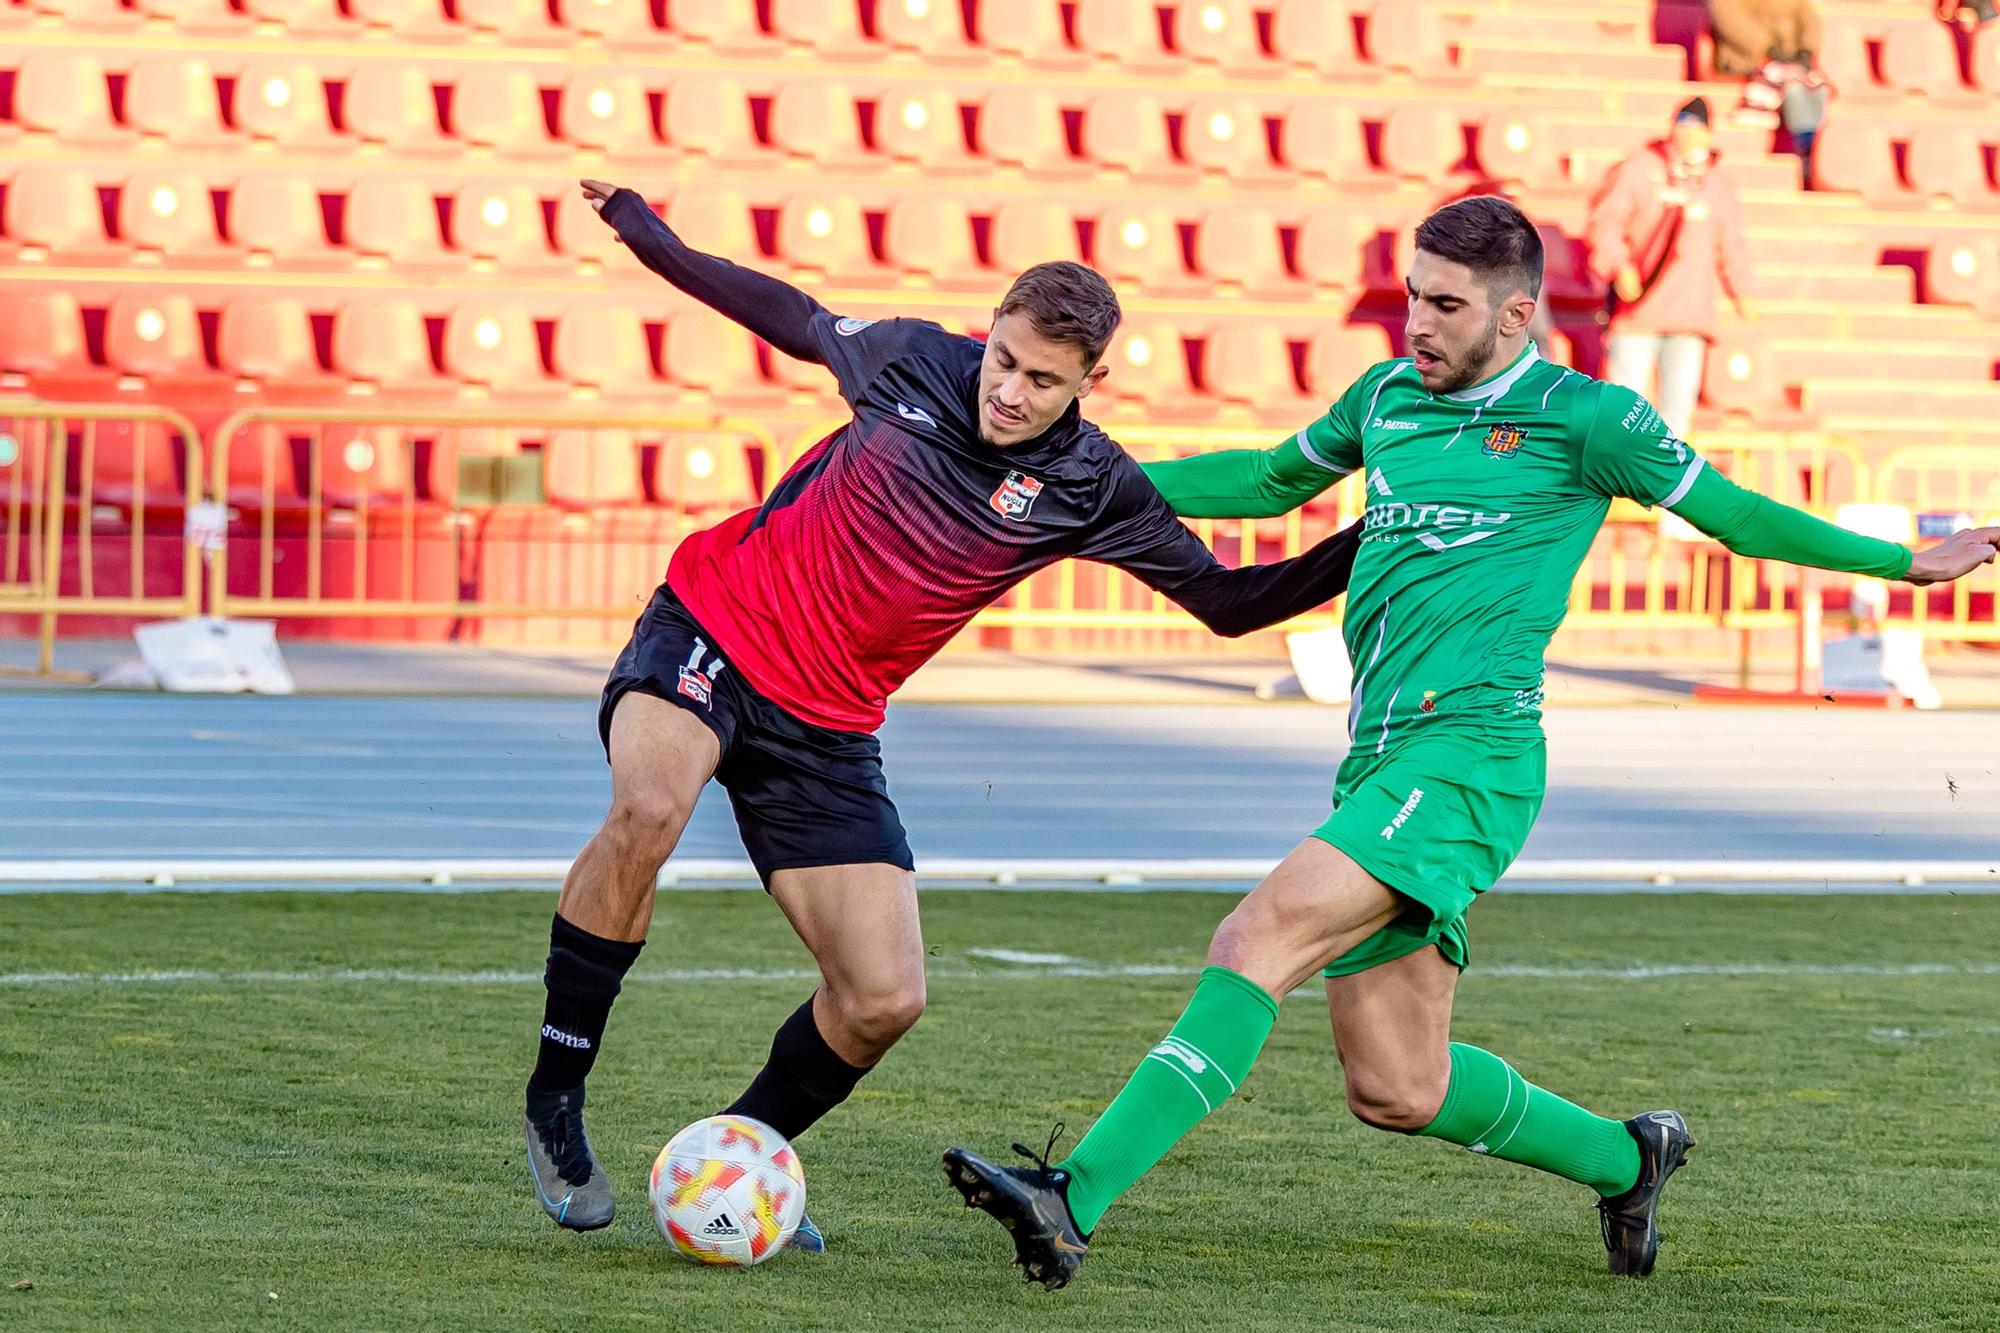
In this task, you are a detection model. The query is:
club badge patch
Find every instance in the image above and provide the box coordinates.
[1481,421,1528,459]
[989,470,1045,521]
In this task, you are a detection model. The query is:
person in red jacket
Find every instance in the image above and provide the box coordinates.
[1584,98,1754,438]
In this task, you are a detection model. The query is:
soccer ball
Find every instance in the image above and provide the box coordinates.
[649,1114,806,1266]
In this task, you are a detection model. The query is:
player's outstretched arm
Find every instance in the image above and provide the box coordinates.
[580,179,827,364]
[1141,432,1346,520]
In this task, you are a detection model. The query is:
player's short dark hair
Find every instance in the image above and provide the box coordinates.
[1414,196,1545,305]
[996,261,1122,368]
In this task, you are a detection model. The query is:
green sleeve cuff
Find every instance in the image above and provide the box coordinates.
[1670,465,1913,579]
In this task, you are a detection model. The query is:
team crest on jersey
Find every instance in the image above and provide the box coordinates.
[1481,421,1528,459]
[989,470,1045,521]
[676,640,725,709]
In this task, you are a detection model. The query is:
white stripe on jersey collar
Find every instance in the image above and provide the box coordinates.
[1437,342,1542,406]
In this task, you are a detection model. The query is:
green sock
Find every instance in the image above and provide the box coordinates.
[1057,965,1280,1233]
[1419,1042,1640,1196]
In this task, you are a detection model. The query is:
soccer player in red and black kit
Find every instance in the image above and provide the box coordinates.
[521,179,1360,1243]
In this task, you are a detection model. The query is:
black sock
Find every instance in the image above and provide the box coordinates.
[720,997,871,1140]
[528,913,645,1095]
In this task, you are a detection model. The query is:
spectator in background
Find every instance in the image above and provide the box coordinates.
[1708,0,1830,165]
[1585,98,1753,439]
[1938,0,1998,31]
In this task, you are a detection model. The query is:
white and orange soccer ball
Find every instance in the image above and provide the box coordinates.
[649,1114,806,1266]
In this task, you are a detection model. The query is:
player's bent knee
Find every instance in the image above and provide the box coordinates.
[604,785,689,855]
[830,978,927,1050]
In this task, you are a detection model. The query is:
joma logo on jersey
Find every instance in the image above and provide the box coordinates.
[989,470,1045,521]
[1482,422,1528,459]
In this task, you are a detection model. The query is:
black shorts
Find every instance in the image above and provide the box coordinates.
[598,584,914,885]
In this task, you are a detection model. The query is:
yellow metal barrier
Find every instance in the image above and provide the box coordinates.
[0,402,205,676]
[1871,446,2000,643]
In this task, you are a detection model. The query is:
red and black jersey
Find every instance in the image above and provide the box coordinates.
[602,189,1357,734]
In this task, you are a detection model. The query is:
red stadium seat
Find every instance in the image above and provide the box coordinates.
[556,0,673,45]
[118,172,227,261]
[1294,207,1373,291]
[1701,333,1780,418]
[978,0,1085,68]
[880,196,989,290]
[876,89,975,172]
[1923,238,1998,308]
[1362,1,1449,75]
[662,319,787,408]
[1904,124,1991,206]
[769,0,875,60]
[0,291,94,387]
[2,166,122,263]
[878,0,986,65]
[15,52,128,147]
[443,305,546,396]
[1191,209,1302,299]
[1474,111,1558,187]
[1093,205,1202,295]
[1204,323,1316,419]
[653,433,757,517]
[543,430,645,508]
[1380,105,1465,180]
[39,0,136,26]
[458,0,561,41]
[663,191,759,268]
[1080,93,1192,183]
[1178,0,1278,77]
[104,294,208,382]
[1877,19,1963,100]
[1073,0,1182,73]
[348,0,457,37]
[217,298,334,392]
[989,201,1083,272]
[452,65,560,157]
[230,175,334,266]
[1974,23,2000,97]
[661,75,768,167]
[234,59,339,151]
[1305,323,1397,398]
[1810,119,1898,201]
[453,184,561,270]
[1814,23,1889,105]
[332,300,445,395]
[1270,0,1369,77]
[559,72,658,156]
[550,187,621,269]
[768,82,874,169]
[551,308,657,398]
[1183,98,1283,183]
[1098,317,1205,417]
[346,62,453,156]
[1280,101,1369,183]
[133,0,254,30]
[239,0,358,34]
[126,56,235,150]
[977,87,1085,178]
[346,178,457,270]
[669,0,778,53]
[774,194,887,285]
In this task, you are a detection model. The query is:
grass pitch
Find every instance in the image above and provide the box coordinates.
[3,889,1997,1331]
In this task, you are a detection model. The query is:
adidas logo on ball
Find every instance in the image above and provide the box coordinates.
[702,1212,743,1238]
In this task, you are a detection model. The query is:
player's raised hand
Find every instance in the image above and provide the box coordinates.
[580,178,619,213]
[1905,526,2000,585]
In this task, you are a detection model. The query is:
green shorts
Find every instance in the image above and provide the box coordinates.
[1311,728,1546,978]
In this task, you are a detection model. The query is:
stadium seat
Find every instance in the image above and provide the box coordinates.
[14,52,129,147]
[1362,0,1449,76]
[1294,206,1373,291]
[332,300,445,395]
[1877,19,1964,101]
[660,75,768,167]
[104,294,208,383]
[346,178,457,270]
[118,171,228,261]
[663,191,760,268]
[345,62,453,156]
[768,82,875,170]
[1093,205,1203,295]
[1183,98,1284,183]
[453,184,561,270]
[989,201,1084,272]
[1191,210,1302,299]
[1073,0,1183,73]
[1269,0,1370,77]
[443,305,546,396]
[1974,23,2000,97]
[558,71,658,156]
[229,175,334,266]
[1,166,122,263]
[880,196,990,290]
[1701,333,1780,418]
[977,0,1085,68]
[1098,317,1205,417]
[1810,119,1898,201]
[543,430,645,508]
[1280,101,1369,183]
[556,0,673,45]
[216,298,335,393]
[126,56,236,150]
[652,432,757,516]
[668,0,778,53]
[769,0,876,60]
[348,0,458,37]
[34,0,139,28]
[1473,111,1558,187]
[234,59,340,151]
[239,0,358,35]
[551,307,657,398]
[1204,323,1317,419]
[133,0,254,31]
[458,0,562,42]
[662,319,787,408]
[1814,24,1890,106]
[878,0,986,65]
[1923,238,1998,308]
[876,89,976,172]
[1904,125,1991,207]
[0,291,95,388]
[1081,93,1193,183]
[774,194,888,286]
[550,186,621,269]
[1304,323,1397,398]
[1380,105,1465,180]
[1178,0,1278,77]
[452,65,561,157]
[977,87,1086,178]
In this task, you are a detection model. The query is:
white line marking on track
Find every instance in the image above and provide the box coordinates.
[966,948,1084,965]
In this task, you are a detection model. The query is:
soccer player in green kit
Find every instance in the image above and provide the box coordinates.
[945,196,2000,1288]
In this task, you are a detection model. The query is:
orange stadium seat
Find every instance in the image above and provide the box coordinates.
[653,433,758,517]
[662,320,787,408]
[234,59,340,151]
[216,297,336,394]
[229,175,334,266]
[46,0,145,28]
[1204,323,1318,420]
[542,430,644,508]
[663,191,760,268]
[1178,0,1278,77]
[345,62,453,156]
[768,82,875,170]
[989,201,1084,272]
[132,0,253,31]
[1073,0,1182,73]
[660,75,768,167]
[1305,323,1397,398]
[1811,119,1897,201]
[769,0,876,60]
[550,308,657,398]
[1269,0,1370,76]
[880,196,989,290]
[126,55,235,150]
[1877,19,1964,101]
[346,178,457,270]
[1701,333,1781,418]
[0,291,95,389]
[452,65,560,157]
[1473,111,1558,188]
[558,71,658,156]
[1814,24,1890,106]
[1184,98,1285,184]
[1923,237,1998,308]
[104,294,208,384]
[458,0,561,41]
[2,166,122,263]
[14,52,129,147]
[1380,105,1465,180]
[977,87,1085,178]
[239,0,359,35]
[556,0,673,45]
[876,89,976,172]
[348,0,458,38]
[1192,209,1302,299]
[774,193,887,285]
[453,183,561,270]
[443,305,546,396]
[1098,317,1205,418]
[669,0,778,53]
[978,0,1085,68]
[878,0,986,65]
[1974,23,2000,96]
[1904,125,1992,207]
[1080,93,1192,183]
[550,187,621,269]
[118,171,227,261]
[332,300,445,395]
[1362,0,1449,76]
[1280,101,1369,183]
[1294,206,1373,291]
[1093,205,1200,295]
